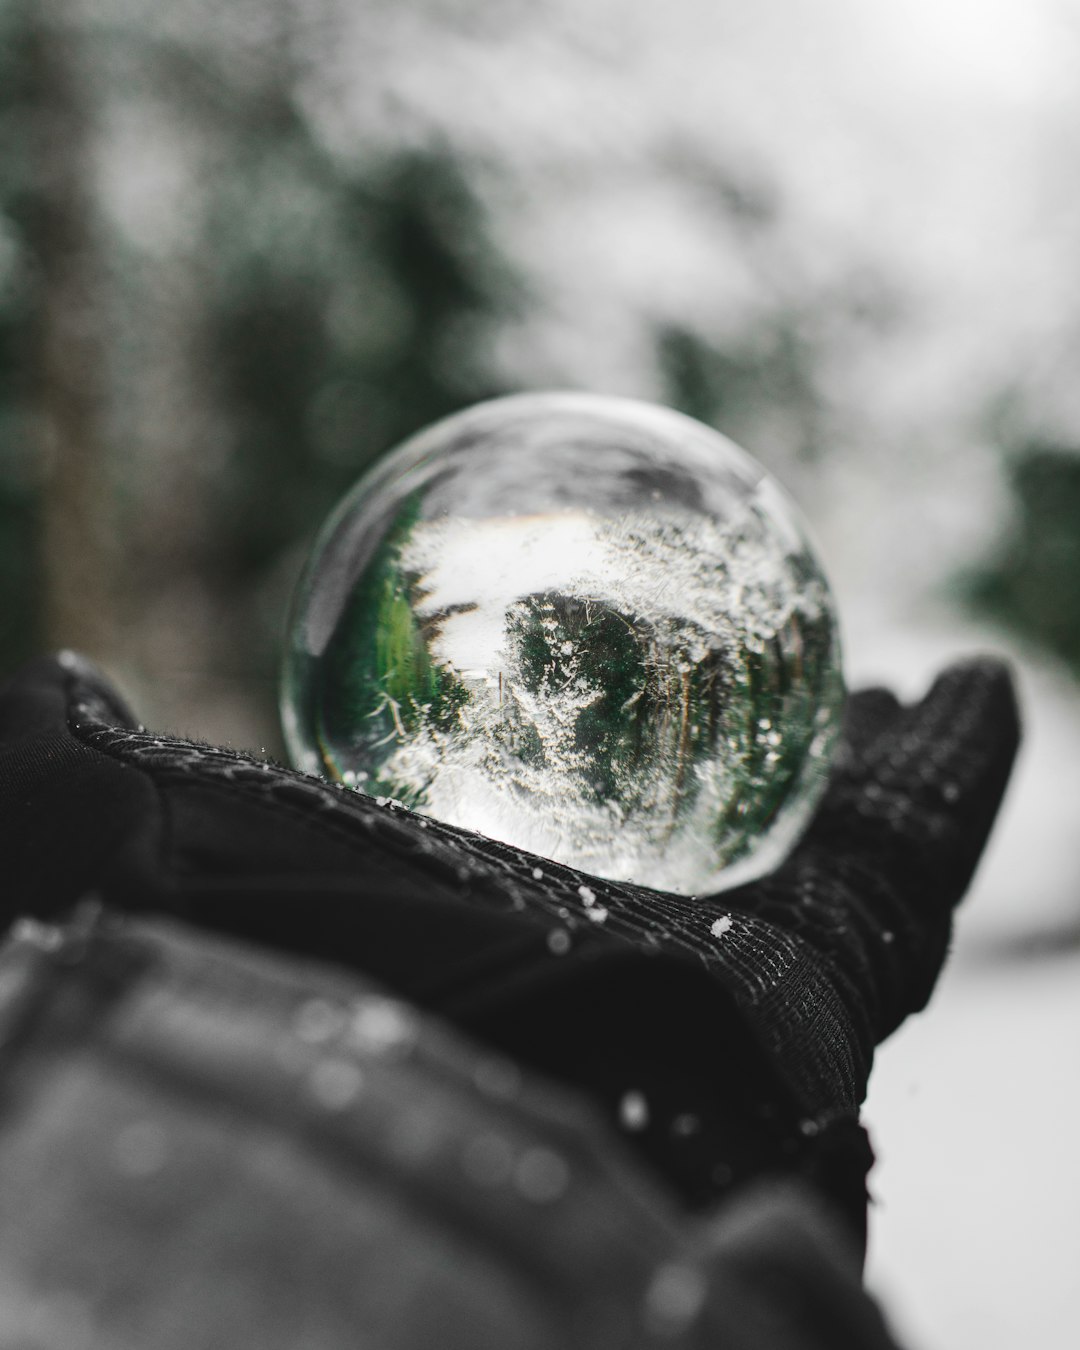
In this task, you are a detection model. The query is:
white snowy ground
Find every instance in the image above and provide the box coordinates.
[844,615,1080,1350]
[865,944,1080,1350]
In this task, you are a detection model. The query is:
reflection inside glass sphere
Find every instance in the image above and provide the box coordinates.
[282,392,843,894]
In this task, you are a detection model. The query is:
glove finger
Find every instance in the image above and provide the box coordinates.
[836,687,903,760]
[0,654,159,916]
[708,658,1020,1066]
[0,651,139,742]
[806,657,1020,904]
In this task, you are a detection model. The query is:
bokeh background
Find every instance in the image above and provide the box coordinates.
[2,0,1079,1344]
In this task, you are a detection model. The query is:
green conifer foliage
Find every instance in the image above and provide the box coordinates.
[966,444,1080,677]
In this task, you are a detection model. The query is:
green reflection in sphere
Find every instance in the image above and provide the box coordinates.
[282,392,843,894]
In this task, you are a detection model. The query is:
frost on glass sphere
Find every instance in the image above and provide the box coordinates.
[282,392,843,894]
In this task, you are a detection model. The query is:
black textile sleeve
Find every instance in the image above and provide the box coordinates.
[0,907,905,1350]
[0,650,1019,1237]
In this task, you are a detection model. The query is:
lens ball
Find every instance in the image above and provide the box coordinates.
[282,392,843,894]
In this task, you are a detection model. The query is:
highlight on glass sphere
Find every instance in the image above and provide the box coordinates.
[281,392,844,894]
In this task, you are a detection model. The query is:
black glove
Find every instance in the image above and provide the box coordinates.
[0,651,1019,1242]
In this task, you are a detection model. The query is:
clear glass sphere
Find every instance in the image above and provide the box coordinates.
[282,392,843,894]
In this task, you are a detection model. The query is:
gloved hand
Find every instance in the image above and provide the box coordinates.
[0,650,1019,1240]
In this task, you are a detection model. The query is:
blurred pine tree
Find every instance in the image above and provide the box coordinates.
[1,0,520,745]
[966,444,1080,678]
[0,0,43,671]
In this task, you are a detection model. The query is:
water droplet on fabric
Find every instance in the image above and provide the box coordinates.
[462,1132,515,1187]
[645,1262,707,1335]
[513,1147,569,1203]
[295,997,344,1044]
[350,997,415,1056]
[309,1059,363,1110]
[10,918,64,952]
[619,1090,650,1131]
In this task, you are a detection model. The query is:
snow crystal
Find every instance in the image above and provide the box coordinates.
[619,1090,650,1131]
